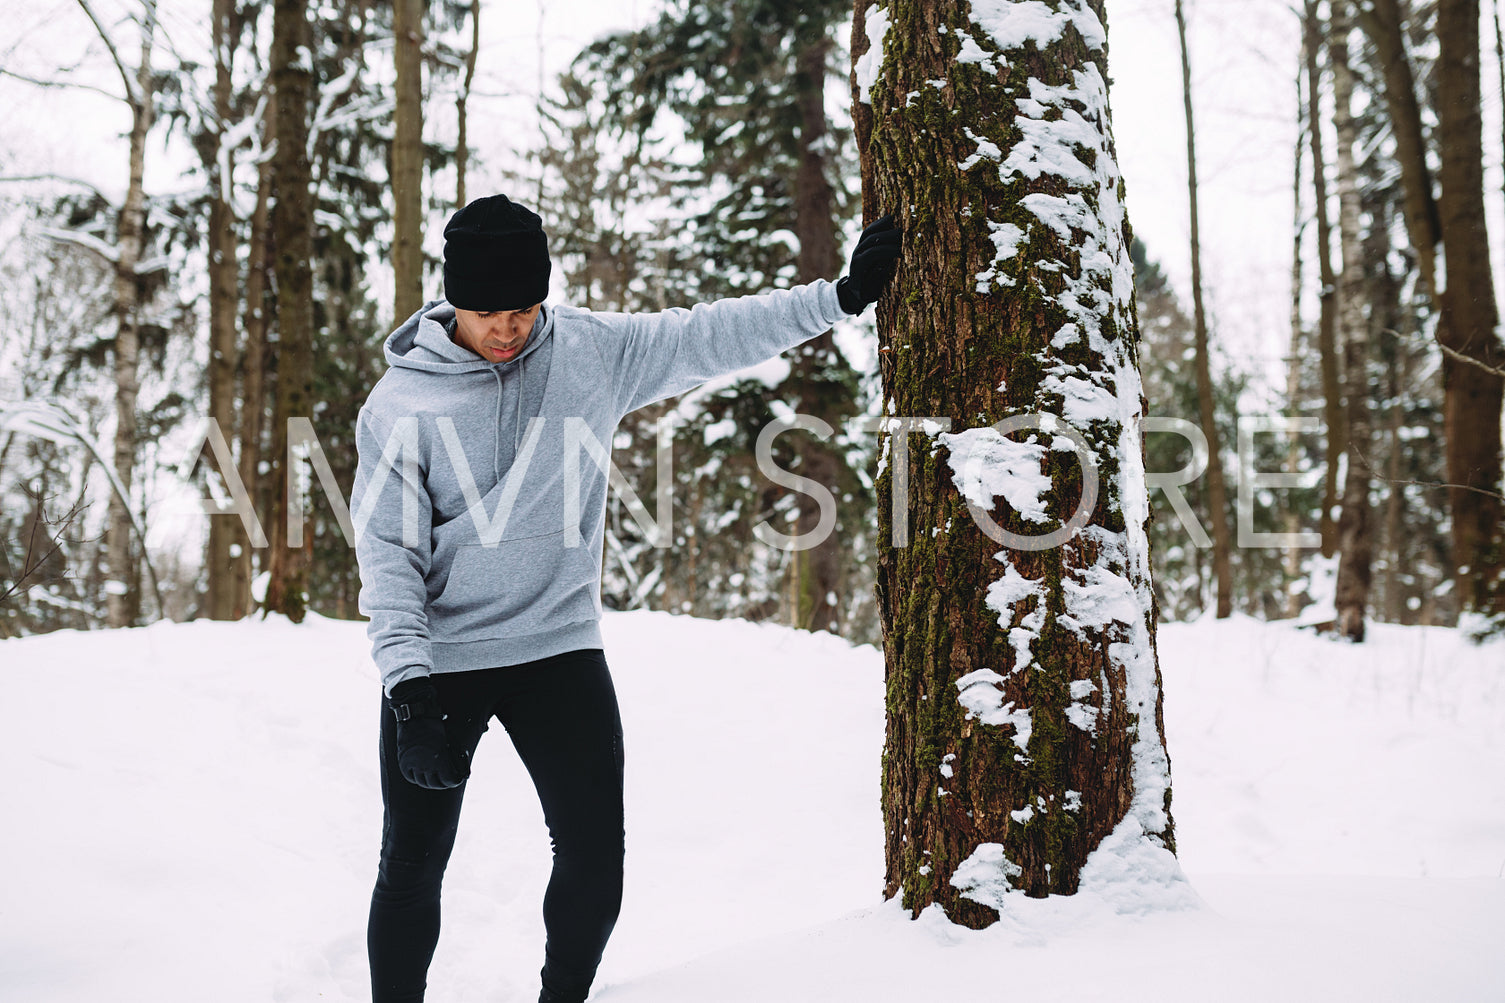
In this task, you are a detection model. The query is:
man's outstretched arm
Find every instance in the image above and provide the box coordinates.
[593,215,902,417]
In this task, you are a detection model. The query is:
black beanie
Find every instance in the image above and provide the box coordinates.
[442,194,551,311]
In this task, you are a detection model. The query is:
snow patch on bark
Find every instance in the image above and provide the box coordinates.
[975,221,1026,293]
[954,28,1003,72]
[1001,80,1102,185]
[984,555,1046,672]
[856,5,891,105]
[955,669,1032,751]
[938,426,1052,523]
[970,0,1106,53]
[949,842,1023,912]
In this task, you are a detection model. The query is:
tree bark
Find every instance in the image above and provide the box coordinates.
[237,96,276,617]
[787,30,850,635]
[1285,46,1307,618]
[1381,346,1407,622]
[456,0,479,209]
[1305,0,1344,559]
[101,0,157,628]
[1361,0,1441,297]
[854,0,1175,923]
[393,0,425,321]
[1435,0,1505,615]
[264,0,316,621]
[1330,0,1373,641]
[1176,0,1232,618]
[205,0,244,620]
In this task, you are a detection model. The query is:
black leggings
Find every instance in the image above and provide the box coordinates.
[368,648,625,1003]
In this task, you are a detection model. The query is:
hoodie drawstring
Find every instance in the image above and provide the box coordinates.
[489,355,530,485]
[490,367,503,483]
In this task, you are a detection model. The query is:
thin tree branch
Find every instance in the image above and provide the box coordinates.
[1437,340,1505,378]
[1380,326,1505,379]
[1349,442,1505,502]
[0,174,114,202]
[0,65,120,100]
[0,491,85,607]
[73,0,139,106]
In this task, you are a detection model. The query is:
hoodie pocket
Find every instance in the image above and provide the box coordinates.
[431,530,599,637]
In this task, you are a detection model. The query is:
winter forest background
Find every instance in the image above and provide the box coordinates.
[2,0,1502,639]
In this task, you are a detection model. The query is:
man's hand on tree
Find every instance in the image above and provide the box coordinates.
[836,214,903,315]
[388,676,471,790]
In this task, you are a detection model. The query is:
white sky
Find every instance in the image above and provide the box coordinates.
[3,0,1503,398]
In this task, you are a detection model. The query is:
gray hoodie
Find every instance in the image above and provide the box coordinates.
[352,280,847,695]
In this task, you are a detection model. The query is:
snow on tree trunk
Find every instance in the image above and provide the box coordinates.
[852,0,1178,925]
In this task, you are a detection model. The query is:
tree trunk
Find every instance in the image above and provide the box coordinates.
[1381,345,1407,622]
[1284,45,1307,618]
[1435,0,1505,615]
[1361,0,1441,297]
[787,30,849,635]
[1494,0,1505,212]
[104,1,158,628]
[264,0,316,621]
[1330,0,1372,641]
[237,96,276,617]
[1305,0,1344,558]
[393,0,426,321]
[1176,0,1232,618]
[854,0,1176,923]
[205,0,244,620]
[456,0,479,209]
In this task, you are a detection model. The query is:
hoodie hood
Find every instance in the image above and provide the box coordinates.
[384,299,554,372]
[381,299,556,482]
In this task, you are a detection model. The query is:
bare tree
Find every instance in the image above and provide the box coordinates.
[393,0,425,321]
[1330,0,1373,640]
[263,0,317,620]
[1434,0,1505,615]
[58,0,162,627]
[203,0,248,620]
[456,0,479,209]
[1305,0,1345,559]
[1364,0,1505,615]
[1176,0,1232,618]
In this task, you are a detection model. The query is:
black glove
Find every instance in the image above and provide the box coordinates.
[835,214,903,314]
[387,676,471,790]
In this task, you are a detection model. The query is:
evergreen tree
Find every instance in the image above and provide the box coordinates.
[572,0,874,637]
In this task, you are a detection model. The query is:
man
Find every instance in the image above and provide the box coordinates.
[352,194,900,1003]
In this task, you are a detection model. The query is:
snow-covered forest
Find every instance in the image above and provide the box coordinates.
[1,0,1503,998]
[4,0,1500,639]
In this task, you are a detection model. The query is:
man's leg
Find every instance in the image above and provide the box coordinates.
[368,675,492,1003]
[497,649,625,1003]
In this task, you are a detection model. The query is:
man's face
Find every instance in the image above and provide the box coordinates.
[452,303,542,363]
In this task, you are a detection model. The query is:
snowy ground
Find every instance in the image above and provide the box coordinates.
[1,611,1501,1001]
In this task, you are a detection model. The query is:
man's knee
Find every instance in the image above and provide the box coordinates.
[375,839,456,900]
